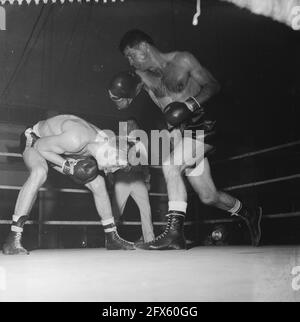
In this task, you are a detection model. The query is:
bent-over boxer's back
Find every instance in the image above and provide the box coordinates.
[37,115,95,138]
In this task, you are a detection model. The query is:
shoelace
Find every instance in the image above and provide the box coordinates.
[115,232,133,246]
[14,232,23,248]
[155,217,172,241]
[142,216,173,245]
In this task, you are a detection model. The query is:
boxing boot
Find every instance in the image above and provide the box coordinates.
[237,207,262,247]
[105,230,135,250]
[2,231,29,255]
[136,212,187,250]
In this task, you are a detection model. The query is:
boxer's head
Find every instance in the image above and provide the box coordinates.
[119,29,154,71]
[93,133,130,173]
[126,118,140,135]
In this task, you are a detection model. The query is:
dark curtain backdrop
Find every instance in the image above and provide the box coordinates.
[0,0,299,148]
[0,0,299,245]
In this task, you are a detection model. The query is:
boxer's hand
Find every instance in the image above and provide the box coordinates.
[108,93,133,110]
[164,97,204,127]
[62,158,77,175]
[108,71,141,102]
[62,156,98,185]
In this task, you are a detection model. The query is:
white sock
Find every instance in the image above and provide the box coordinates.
[102,218,116,233]
[228,199,242,216]
[168,201,187,214]
[101,218,115,226]
[11,214,27,232]
[12,215,21,222]
[11,226,23,233]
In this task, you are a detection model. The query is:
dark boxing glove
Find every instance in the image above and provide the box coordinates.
[108,71,141,101]
[62,155,98,185]
[164,97,204,127]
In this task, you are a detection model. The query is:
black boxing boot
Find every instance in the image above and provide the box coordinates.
[102,218,135,250]
[2,231,29,255]
[2,215,29,255]
[135,212,187,250]
[235,206,262,247]
[105,231,135,250]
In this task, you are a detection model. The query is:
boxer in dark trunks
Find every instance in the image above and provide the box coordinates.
[108,29,262,249]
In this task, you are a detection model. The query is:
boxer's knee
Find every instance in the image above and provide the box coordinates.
[162,164,181,181]
[199,188,219,206]
[85,175,104,194]
[29,166,48,186]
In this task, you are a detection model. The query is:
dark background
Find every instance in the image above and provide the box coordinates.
[0,0,299,248]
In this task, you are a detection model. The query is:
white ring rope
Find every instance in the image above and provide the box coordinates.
[1,173,299,195]
[213,140,300,164]
[0,220,195,226]
[0,140,299,226]
[0,152,22,158]
[0,212,299,227]
[200,211,300,224]
[223,174,300,191]
[1,139,299,163]
[0,185,90,193]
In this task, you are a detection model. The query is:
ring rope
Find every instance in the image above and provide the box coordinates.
[0,139,299,163]
[0,184,168,196]
[1,173,299,195]
[223,174,300,191]
[0,185,90,194]
[0,141,299,227]
[0,211,299,227]
[212,140,300,164]
[0,152,22,158]
[0,220,195,226]
[200,211,300,224]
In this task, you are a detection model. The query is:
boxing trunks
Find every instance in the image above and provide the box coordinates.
[180,116,217,146]
[19,124,40,154]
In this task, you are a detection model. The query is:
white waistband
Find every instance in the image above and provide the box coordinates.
[32,123,40,137]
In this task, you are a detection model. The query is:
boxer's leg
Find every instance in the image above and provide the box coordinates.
[187,158,237,210]
[130,180,155,243]
[113,180,131,220]
[136,137,189,250]
[85,175,114,222]
[3,148,48,255]
[85,176,135,250]
[187,155,262,246]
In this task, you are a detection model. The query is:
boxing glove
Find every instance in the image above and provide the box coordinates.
[164,97,204,127]
[108,71,141,101]
[62,155,98,185]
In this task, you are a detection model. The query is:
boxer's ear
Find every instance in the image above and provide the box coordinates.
[139,41,150,53]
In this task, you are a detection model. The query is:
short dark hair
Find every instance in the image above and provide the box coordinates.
[119,29,154,54]
[126,117,140,126]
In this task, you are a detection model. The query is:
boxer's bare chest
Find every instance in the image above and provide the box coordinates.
[141,60,200,110]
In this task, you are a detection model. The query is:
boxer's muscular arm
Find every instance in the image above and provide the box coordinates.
[34,132,86,167]
[163,53,220,126]
[183,52,220,105]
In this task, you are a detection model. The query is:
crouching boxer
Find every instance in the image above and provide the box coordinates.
[2,114,136,255]
[108,29,262,249]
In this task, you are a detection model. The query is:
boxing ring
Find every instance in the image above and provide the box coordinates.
[1,246,300,302]
[0,140,300,301]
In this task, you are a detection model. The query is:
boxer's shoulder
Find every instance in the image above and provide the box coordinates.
[168,51,195,66]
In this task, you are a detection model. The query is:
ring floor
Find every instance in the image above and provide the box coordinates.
[0,246,299,302]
